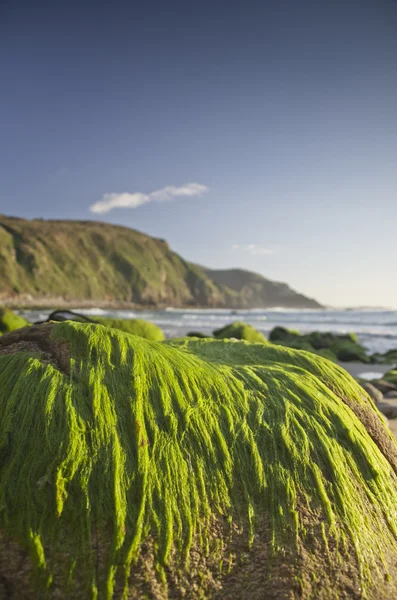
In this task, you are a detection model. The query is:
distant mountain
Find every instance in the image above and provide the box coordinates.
[0,215,322,309]
[201,267,322,309]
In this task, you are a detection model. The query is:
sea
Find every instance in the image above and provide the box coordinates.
[19,307,397,355]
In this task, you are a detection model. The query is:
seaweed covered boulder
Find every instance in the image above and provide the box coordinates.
[306,331,359,349]
[186,331,210,338]
[269,327,371,363]
[268,326,301,343]
[35,311,165,342]
[383,368,397,386]
[1,323,397,599]
[328,339,370,363]
[370,349,397,365]
[94,317,165,341]
[213,321,267,343]
[0,307,30,334]
[268,327,338,361]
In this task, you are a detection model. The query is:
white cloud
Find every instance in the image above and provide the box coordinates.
[90,183,208,214]
[232,244,277,256]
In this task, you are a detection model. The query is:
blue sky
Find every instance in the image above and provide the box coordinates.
[1,0,397,307]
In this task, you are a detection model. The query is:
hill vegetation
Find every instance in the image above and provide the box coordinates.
[202,266,322,309]
[0,215,321,309]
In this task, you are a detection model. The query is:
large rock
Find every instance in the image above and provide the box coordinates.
[328,339,370,363]
[268,326,301,342]
[94,317,165,341]
[360,381,383,404]
[371,379,397,394]
[383,369,397,386]
[187,331,210,338]
[371,349,397,364]
[213,321,267,343]
[268,328,369,363]
[1,323,397,599]
[377,399,397,419]
[0,307,30,334]
[306,331,359,350]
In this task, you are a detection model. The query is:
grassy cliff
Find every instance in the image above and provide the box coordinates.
[202,267,322,309]
[0,215,321,308]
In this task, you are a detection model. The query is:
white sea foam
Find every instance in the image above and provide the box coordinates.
[73,308,108,316]
[18,308,397,355]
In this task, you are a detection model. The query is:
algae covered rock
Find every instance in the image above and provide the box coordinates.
[1,323,397,599]
[186,331,210,338]
[95,316,165,341]
[328,339,370,363]
[268,326,301,342]
[383,368,397,386]
[269,327,370,363]
[370,349,397,364]
[268,327,339,361]
[213,321,267,343]
[306,331,359,349]
[36,310,165,342]
[0,307,30,334]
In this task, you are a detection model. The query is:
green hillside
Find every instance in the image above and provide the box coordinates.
[202,267,322,309]
[0,215,321,308]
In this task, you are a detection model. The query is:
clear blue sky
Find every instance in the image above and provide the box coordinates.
[1,0,397,307]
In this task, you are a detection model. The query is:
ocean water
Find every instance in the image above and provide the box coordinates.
[20,307,397,355]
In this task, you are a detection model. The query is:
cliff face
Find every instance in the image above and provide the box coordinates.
[0,215,322,308]
[202,267,322,309]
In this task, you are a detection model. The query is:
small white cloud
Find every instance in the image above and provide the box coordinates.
[90,192,150,214]
[232,244,277,256]
[90,183,208,214]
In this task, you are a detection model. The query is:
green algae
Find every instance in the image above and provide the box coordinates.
[186,331,210,338]
[383,369,397,386]
[269,327,371,363]
[94,317,165,341]
[213,321,268,343]
[268,326,301,342]
[371,350,397,364]
[0,307,30,334]
[1,324,397,598]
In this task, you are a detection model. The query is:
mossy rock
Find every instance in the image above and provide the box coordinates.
[329,340,371,363]
[1,323,397,598]
[314,348,338,362]
[186,331,211,338]
[270,335,337,363]
[383,369,397,386]
[95,317,165,341]
[306,331,359,350]
[0,307,30,334]
[270,329,369,363]
[213,321,267,343]
[276,338,316,353]
[268,326,301,342]
[371,350,397,364]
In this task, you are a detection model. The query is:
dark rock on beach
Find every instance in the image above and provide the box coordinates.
[360,382,383,405]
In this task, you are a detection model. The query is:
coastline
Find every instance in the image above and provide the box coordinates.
[0,296,326,311]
